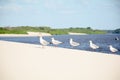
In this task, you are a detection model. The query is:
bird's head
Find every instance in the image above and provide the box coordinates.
[109,45,112,48]
[70,38,73,43]
[89,40,92,43]
[70,38,73,41]
[51,37,54,40]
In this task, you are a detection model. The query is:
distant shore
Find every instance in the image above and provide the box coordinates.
[0,32,52,37]
[0,40,120,80]
[0,34,36,37]
[0,32,87,37]
[68,32,87,35]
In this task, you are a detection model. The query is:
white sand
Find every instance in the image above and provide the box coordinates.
[0,34,37,37]
[0,33,51,37]
[0,40,120,80]
[68,32,87,35]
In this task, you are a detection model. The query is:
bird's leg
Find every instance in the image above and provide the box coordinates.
[55,45,58,47]
[112,52,116,54]
[41,45,44,48]
[90,48,93,51]
[71,46,73,48]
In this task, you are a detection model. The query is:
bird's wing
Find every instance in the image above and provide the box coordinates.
[112,47,118,51]
[92,43,99,48]
[73,41,79,46]
[55,40,62,44]
[42,39,49,45]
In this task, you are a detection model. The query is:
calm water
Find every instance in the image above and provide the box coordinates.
[0,34,120,55]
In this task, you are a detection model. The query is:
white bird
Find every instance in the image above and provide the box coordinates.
[89,40,99,49]
[69,38,80,47]
[51,37,62,46]
[115,37,119,40]
[109,45,118,53]
[39,36,49,48]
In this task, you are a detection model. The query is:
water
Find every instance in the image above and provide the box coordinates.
[0,34,120,55]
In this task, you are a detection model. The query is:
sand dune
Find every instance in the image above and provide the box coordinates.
[0,32,51,37]
[0,40,120,80]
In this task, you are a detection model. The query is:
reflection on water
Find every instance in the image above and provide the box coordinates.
[0,34,120,55]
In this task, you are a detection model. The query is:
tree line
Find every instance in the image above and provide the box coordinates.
[113,28,120,34]
[0,26,107,35]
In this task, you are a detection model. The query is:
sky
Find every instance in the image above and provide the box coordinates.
[0,0,120,30]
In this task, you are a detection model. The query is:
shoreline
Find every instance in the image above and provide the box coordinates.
[68,32,87,35]
[0,40,120,80]
[0,33,51,37]
[0,34,37,37]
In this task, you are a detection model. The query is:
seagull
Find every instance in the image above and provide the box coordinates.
[51,37,62,46]
[115,37,119,40]
[69,38,80,47]
[109,45,118,53]
[39,36,49,48]
[89,40,99,50]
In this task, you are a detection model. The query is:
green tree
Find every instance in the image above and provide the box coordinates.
[113,28,120,34]
[86,27,92,30]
